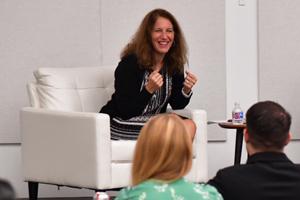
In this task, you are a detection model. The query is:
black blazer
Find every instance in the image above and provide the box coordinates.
[100,54,191,119]
[208,152,300,200]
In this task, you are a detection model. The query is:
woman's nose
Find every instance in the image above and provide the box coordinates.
[161,31,167,38]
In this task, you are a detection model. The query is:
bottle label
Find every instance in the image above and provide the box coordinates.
[232,111,244,124]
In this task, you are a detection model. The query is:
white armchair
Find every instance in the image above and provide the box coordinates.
[20,66,208,199]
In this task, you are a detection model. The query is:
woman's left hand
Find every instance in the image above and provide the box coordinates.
[183,71,197,95]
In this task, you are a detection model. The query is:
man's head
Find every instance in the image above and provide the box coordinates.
[245,101,291,153]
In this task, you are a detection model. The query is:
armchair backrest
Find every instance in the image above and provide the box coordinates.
[28,66,115,112]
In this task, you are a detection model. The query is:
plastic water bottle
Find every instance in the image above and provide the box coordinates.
[93,192,109,200]
[232,102,244,124]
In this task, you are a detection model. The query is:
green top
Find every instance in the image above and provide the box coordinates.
[115,178,223,200]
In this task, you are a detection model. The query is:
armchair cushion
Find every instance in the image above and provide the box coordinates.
[111,140,136,162]
[36,85,82,111]
[33,67,114,112]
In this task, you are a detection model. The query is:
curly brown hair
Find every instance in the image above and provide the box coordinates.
[121,8,188,75]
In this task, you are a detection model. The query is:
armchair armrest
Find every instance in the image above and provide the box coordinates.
[20,107,112,189]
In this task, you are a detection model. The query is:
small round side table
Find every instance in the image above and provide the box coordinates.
[218,121,246,165]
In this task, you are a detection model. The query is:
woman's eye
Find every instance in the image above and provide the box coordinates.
[153,28,174,33]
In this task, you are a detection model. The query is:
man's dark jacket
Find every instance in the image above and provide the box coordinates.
[208,152,300,200]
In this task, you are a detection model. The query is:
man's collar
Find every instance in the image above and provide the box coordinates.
[246,152,291,164]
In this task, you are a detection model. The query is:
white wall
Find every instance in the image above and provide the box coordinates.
[0,0,299,198]
[216,0,300,177]
[207,0,259,177]
[0,0,102,143]
[258,0,300,140]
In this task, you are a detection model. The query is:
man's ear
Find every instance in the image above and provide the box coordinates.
[285,132,291,145]
[244,128,249,143]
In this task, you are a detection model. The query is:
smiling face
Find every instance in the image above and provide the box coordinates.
[151,17,175,58]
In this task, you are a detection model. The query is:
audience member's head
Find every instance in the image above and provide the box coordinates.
[132,114,192,186]
[0,179,15,200]
[245,100,291,153]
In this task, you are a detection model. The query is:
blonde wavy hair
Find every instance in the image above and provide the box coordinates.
[121,8,188,75]
[132,114,193,186]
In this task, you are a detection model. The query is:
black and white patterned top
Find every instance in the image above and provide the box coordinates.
[111,67,171,140]
[100,54,192,140]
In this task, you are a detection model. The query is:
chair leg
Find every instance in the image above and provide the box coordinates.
[28,181,38,200]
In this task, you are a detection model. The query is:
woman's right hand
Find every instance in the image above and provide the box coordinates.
[145,70,163,94]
